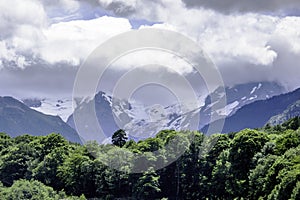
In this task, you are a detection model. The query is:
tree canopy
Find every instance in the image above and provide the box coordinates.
[0,117,299,199]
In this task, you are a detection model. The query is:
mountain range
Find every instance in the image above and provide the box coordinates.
[67,81,288,141]
[202,87,300,133]
[1,81,299,142]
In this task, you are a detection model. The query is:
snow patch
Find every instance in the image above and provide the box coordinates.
[248,95,258,101]
[31,98,74,122]
[250,86,257,94]
[257,83,262,90]
[216,101,239,116]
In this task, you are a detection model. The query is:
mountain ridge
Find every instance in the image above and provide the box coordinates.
[201,87,300,134]
[0,96,81,143]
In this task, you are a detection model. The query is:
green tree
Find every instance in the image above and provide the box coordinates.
[57,149,98,197]
[276,129,300,154]
[134,167,161,199]
[30,133,69,158]
[0,133,12,153]
[180,131,204,199]
[228,129,269,198]
[248,154,278,199]
[137,137,163,152]
[211,149,232,199]
[0,143,36,186]
[0,179,63,200]
[112,129,128,147]
[291,181,300,200]
[282,116,300,130]
[265,146,300,200]
[200,134,230,198]
[32,146,70,190]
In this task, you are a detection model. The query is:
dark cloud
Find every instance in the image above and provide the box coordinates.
[106,1,136,17]
[75,0,137,17]
[182,0,300,14]
[0,62,78,99]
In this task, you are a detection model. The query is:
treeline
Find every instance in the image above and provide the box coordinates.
[0,117,300,199]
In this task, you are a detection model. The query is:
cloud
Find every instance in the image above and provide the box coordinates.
[0,62,78,98]
[0,13,132,68]
[0,0,46,33]
[1,0,300,99]
[143,11,279,66]
[141,9,300,90]
[182,0,300,14]
[0,0,47,69]
[75,0,137,17]
[0,0,133,68]
[39,16,132,65]
[75,0,172,21]
[109,49,194,75]
[42,0,80,12]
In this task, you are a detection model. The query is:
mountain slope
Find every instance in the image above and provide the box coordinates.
[201,88,300,134]
[267,100,300,125]
[22,98,73,122]
[199,82,285,128]
[67,92,120,141]
[0,96,81,143]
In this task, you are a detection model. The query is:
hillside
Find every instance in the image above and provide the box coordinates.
[202,88,300,133]
[0,96,81,143]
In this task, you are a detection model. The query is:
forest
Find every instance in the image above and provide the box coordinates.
[0,117,300,199]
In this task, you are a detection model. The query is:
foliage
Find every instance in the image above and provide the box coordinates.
[0,117,300,199]
[112,129,128,147]
[0,179,86,200]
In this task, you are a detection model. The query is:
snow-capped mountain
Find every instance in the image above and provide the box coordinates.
[199,82,285,128]
[67,92,201,141]
[66,82,285,142]
[21,82,286,141]
[201,87,300,134]
[22,98,74,122]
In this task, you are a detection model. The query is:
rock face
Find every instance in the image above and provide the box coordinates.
[267,100,300,126]
[0,96,81,143]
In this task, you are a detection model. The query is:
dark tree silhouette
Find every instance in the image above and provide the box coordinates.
[112,129,128,147]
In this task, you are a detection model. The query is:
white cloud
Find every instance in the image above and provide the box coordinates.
[137,4,300,89]
[272,17,300,53]
[0,0,46,36]
[0,0,132,68]
[141,9,279,66]
[196,13,279,66]
[1,0,300,98]
[0,0,46,68]
[0,15,132,68]
[39,16,132,65]
[110,49,194,75]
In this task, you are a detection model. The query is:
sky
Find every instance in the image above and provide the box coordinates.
[0,0,300,101]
